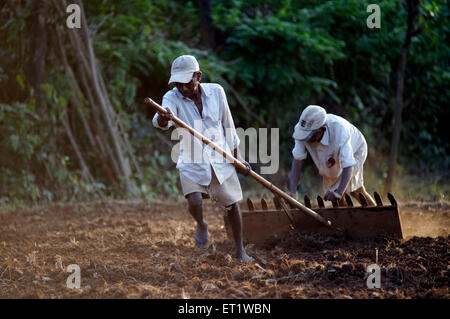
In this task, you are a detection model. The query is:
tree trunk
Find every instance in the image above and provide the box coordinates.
[197,0,216,49]
[61,112,95,186]
[385,0,421,193]
[78,64,122,183]
[76,0,135,193]
[95,62,142,180]
[66,28,123,180]
[27,0,47,114]
[117,117,143,180]
[55,26,118,187]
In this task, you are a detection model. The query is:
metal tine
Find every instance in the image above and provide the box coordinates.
[261,198,269,211]
[387,193,397,207]
[374,192,383,206]
[273,196,282,210]
[332,200,338,208]
[277,196,295,230]
[359,193,368,207]
[345,194,354,207]
[304,195,311,208]
[247,198,255,211]
[317,195,325,208]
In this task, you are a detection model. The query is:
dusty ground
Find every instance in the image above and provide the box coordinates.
[0,199,448,299]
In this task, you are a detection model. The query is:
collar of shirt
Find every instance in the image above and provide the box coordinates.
[319,124,329,146]
[174,83,211,101]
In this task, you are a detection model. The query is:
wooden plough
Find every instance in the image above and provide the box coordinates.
[224,193,403,244]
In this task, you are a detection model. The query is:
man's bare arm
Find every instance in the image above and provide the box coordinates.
[324,166,354,201]
[336,166,353,195]
[289,159,303,196]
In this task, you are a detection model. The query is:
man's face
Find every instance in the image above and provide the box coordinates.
[307,127,326,143]
[175,72,201,98]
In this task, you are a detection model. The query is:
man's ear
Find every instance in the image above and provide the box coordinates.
[197,71,203,82]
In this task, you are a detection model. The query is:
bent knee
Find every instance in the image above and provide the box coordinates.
[225,202,238,212]
[187,192,203,208]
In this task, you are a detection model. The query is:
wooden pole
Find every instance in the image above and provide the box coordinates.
[145,97,333,228]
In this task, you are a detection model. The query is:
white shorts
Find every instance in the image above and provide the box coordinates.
[180,168,243,207]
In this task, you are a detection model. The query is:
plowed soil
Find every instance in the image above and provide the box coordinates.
[0,200,448,299]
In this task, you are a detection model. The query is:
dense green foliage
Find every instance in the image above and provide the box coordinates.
[0,0,448,204]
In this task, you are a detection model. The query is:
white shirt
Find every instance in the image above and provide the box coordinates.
[292,114,367,189]
[152,83,240,186]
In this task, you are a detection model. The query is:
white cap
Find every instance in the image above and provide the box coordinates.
[168,55,200,84]
[293,105,327,141]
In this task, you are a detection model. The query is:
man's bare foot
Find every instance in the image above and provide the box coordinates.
[237,251,254,262]
[195,223,209,250]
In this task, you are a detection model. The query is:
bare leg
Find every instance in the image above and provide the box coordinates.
[186,192,208,242]
[350,186,376,206]
[226,203,252,262]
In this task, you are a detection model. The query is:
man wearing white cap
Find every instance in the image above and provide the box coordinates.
[288,105,376,206]
[152,55,253,262]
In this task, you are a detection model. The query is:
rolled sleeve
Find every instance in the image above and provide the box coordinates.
[152,96,176,130]
[292,139,307,160]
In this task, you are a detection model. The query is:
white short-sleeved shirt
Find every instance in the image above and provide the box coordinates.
[292,114,367,192]
[152,83,240,186]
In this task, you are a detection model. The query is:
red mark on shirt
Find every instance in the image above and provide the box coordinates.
[327,157,336,168]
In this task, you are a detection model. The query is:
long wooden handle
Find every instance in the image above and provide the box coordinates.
[145,97,332,228]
